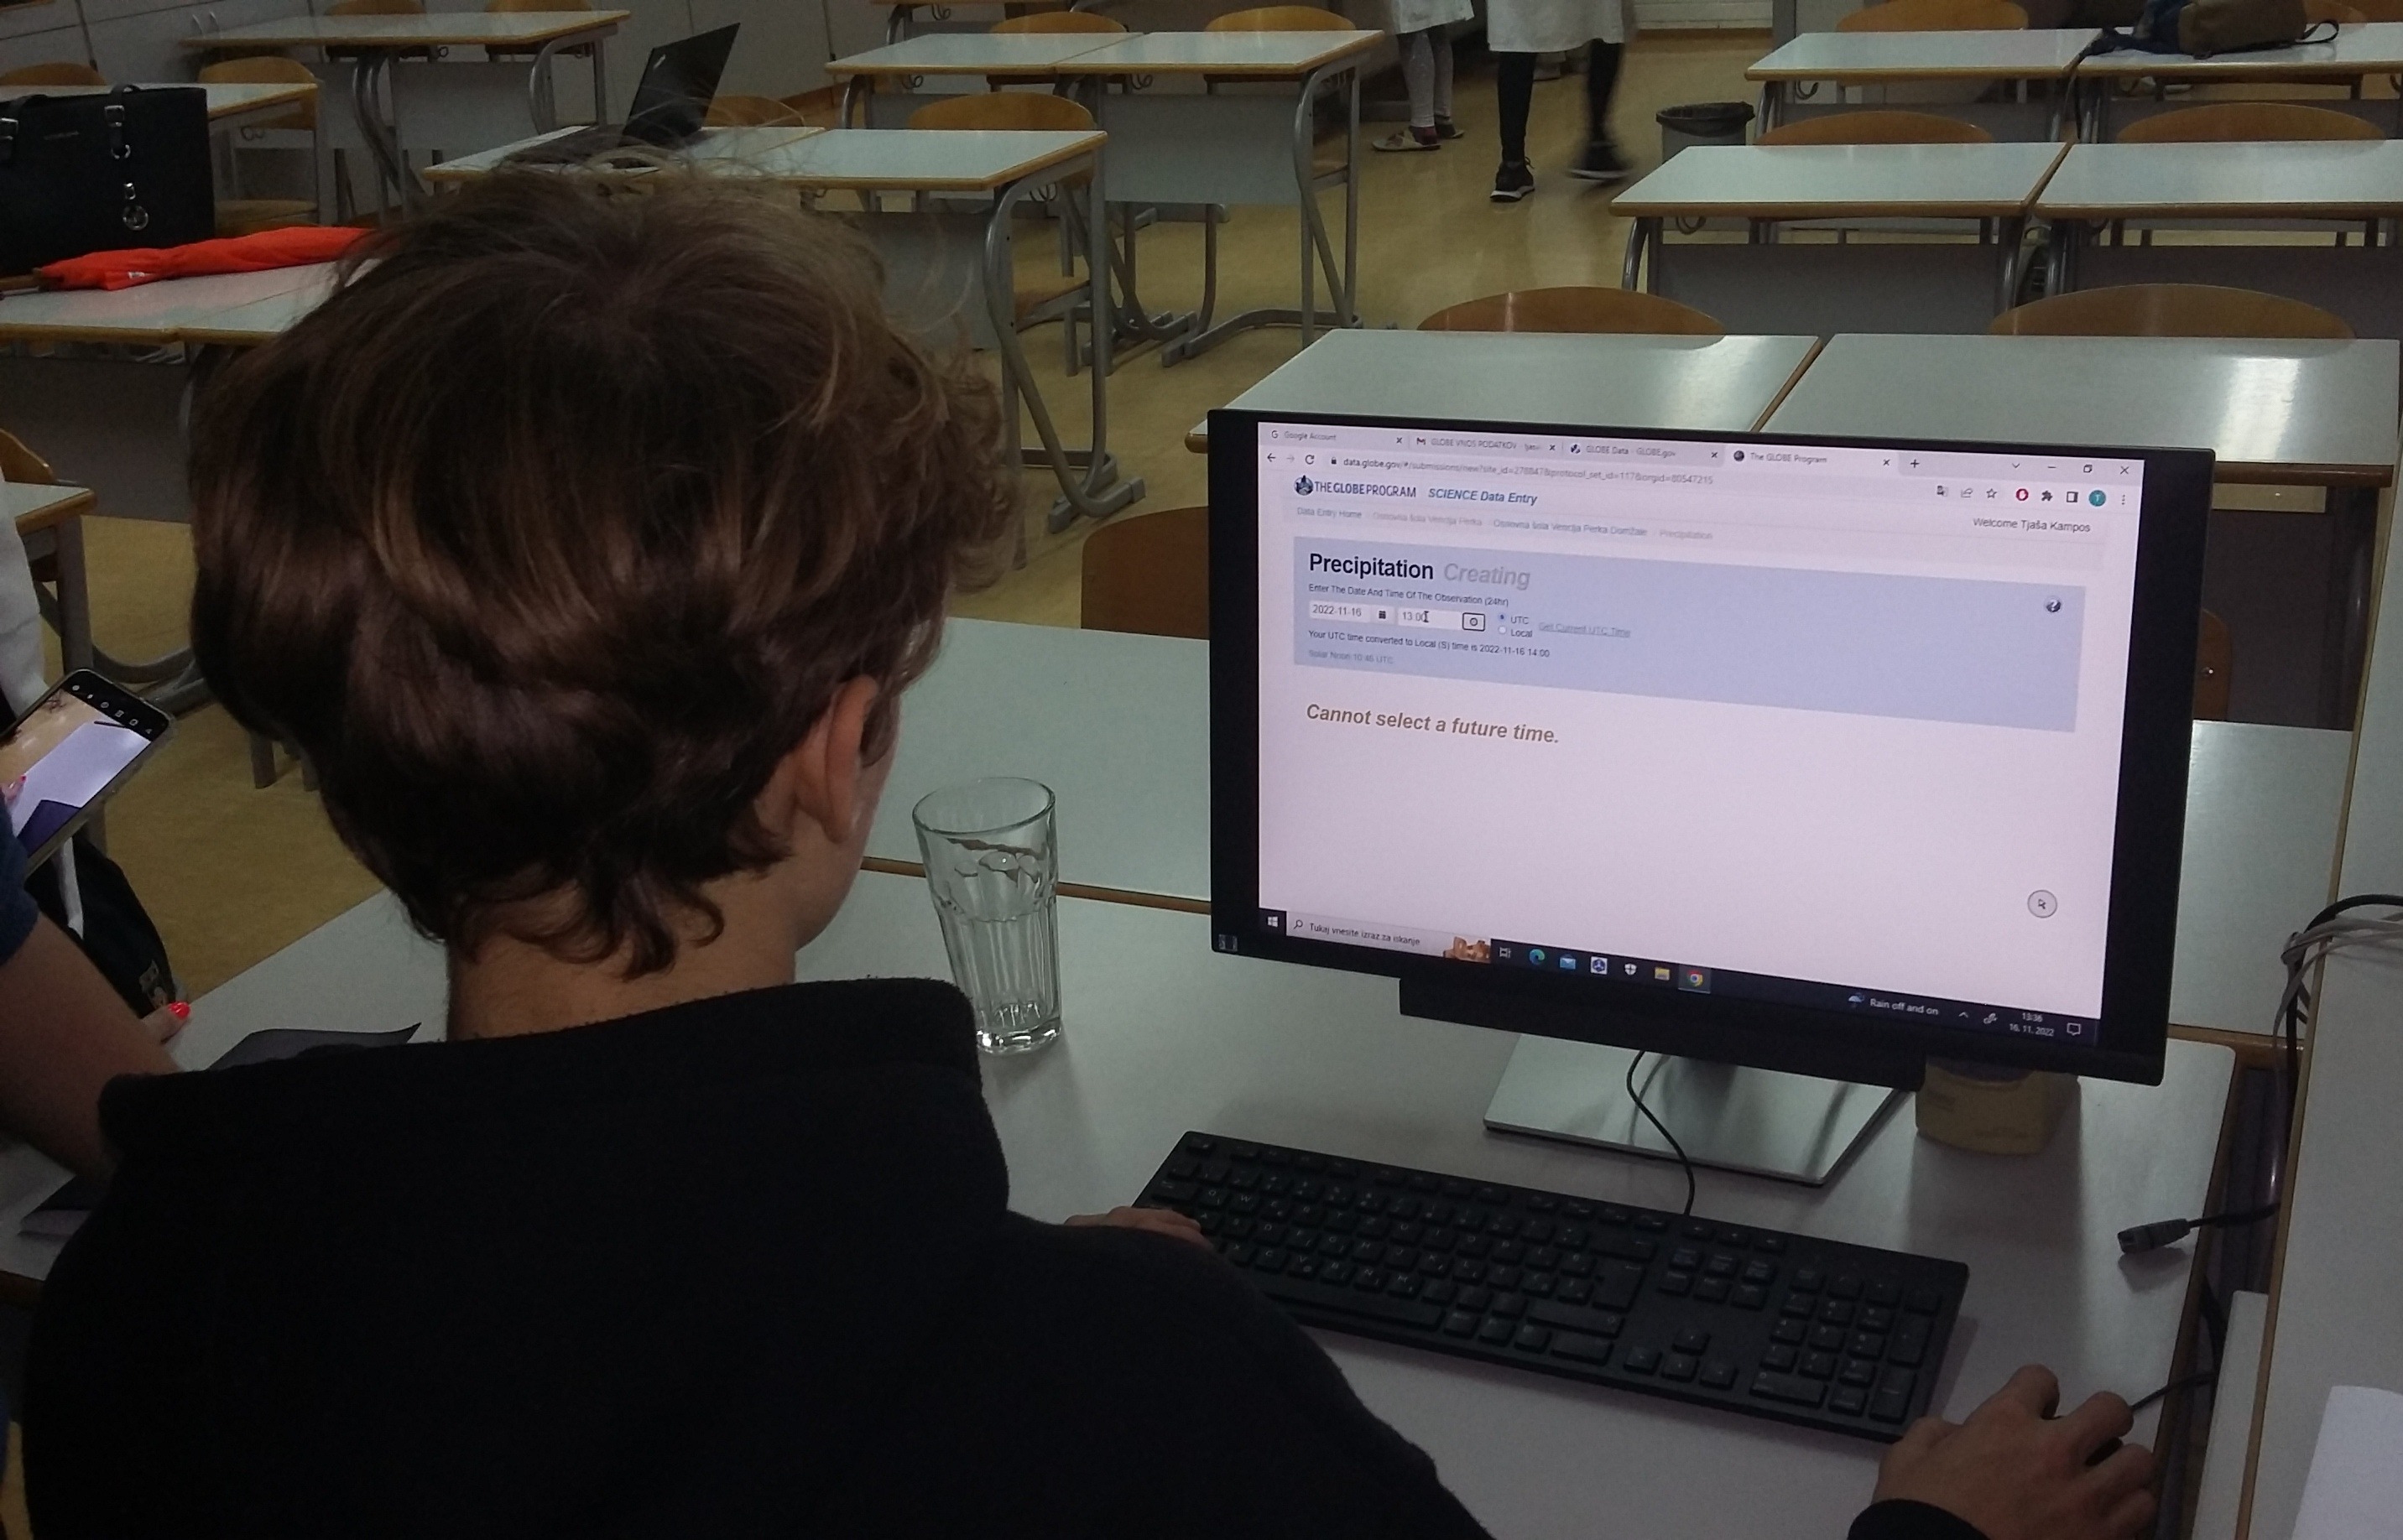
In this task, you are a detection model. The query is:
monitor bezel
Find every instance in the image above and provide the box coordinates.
[1208,408,2212,1090]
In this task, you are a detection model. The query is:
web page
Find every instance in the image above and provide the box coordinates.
[1253,421,2149,1035]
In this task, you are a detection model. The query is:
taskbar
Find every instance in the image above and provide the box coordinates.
[1256,908,2098,1047]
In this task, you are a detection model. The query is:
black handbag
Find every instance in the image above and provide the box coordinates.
[0,85,214,276]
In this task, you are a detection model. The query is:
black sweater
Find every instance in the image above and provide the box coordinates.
[25,978,1982,1539]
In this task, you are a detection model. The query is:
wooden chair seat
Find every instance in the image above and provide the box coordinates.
[1207,5,1350,26]
[1082,507,1208,639]
[2116,101,2382,143]
[0,63,107,86]
[1420,285,1723,335]
[1757,109,1994,145]
[1991,283,2353,338]
[1837,0,2028,29]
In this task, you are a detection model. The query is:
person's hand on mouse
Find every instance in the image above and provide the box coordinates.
[1064,1204,1211,1250]
[1871,1364,2155,1540]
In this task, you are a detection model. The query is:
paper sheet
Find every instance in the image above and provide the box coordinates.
[8,720,145,835]
[2292,1385,2403,1540]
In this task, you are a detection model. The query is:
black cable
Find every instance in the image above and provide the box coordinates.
[2278,895,2403,1170]
[1624,1052,1697,1218]
[2116,1202,2281,1254]
[2127,1370,2215,1416]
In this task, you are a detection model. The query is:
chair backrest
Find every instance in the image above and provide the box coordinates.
[2336,0,2403,18]
[704,93,804,127]
[1990,283,2353,339]
[1207,5,1351,28]
[906,90,1096,132]
[2194,610,2232,720]
[487,0,589,10]
[992,9,1129,29]
[1756,109,1994,145]
[1837,0,2028,29]
[2305,0,2368,21]
[779,86,843,127]
[2116,101,2382,143]
[326,0,425,14]
[1082,507,1208,640]
[1420,286,1724,336]
[0,429,56,486]
[0,62,107,86]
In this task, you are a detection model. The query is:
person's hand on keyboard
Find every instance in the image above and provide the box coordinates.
[1065,1204,1210,1250]
[1868,1365,2154,1540]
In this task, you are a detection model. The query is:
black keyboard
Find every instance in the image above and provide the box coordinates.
[1134,1132,1968,1442]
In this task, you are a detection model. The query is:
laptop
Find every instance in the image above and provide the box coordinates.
[507,24,741,164]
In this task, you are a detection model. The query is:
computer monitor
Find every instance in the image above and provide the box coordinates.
[1207,412,2212,1181]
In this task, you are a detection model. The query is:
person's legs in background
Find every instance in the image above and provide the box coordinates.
[1568,38,1629,181]
[1491,49,1536,201]
[1376,30,1464,151]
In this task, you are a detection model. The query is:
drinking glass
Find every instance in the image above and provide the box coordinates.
[911,778,1061,1055]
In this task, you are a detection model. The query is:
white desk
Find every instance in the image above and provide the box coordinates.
[0,81,317,136]
[0,866,2232,1540]
[1613,143,2067,335]
[1054,30,1382,364]
[1769,332,2395,728]
[2034,143,2403,342]
[1747,29,2093,140]
[827,31,1126,122]
[184,10,629,208]
[2079,22,2403,138]
[430,127,1141,527]
[868,617,1208,903]
[1186,329,1823,450]
[2236,469,2403,1537]
[0,263,331,347]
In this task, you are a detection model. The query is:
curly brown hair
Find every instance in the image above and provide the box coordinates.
[189,173,1016,975]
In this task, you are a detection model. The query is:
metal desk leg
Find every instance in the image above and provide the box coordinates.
[888,3,912,43]
[591,34,609,122]
[49,515,91,677]
[1621,216,1656,290]
[1342,65,1359,328]
[984,155,1144,529]
[2322,486,2380,728]
[527,37,564,132]
[2045,217,2082,297]
[351,51,420,211]
[1759,79,1785,133]
[1995,216,2027,314]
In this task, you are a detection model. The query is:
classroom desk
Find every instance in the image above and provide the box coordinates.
[0,866,2234,1540]
[0,81,318,137]
[2033,142,2403,342]
[5,480,94,675]
[1182,329,1824,450]
[826,32,1126,124]
[183,10,628,208]
[871,0,1117,44]
[1746,29,2092,140]
[2208,462,2403,1537]
[1612,142,2067,336]
[2077,23,2403,138]
[1766,332,2400,727]
[1054,29,1380,362]
[430,127,1141,526]
[881,616,2338,1040]
[0,263,330,349]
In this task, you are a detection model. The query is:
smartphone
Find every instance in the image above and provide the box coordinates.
[2,671,173,869]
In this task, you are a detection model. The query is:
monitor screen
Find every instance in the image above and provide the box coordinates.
[1209,413,2210,1086]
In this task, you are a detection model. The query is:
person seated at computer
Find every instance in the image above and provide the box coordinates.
[23,176,2157,1540]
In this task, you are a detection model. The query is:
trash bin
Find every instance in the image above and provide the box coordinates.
[1656,101,1756,161]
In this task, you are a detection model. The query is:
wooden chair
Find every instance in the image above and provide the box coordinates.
[992,8,1128,29]
[705,94,805,127]
[1082,507,1208,640]
[2306,0,2368,22]
[1991,283,2353,338]
[2194,610,2233,720]
[324,0,430,65]
[1837,0,2028,29]
[1757,109,1994,145]
[1207,5,1352,27]
[2116,101,2382,142]
[1420,286,1723,336]
[779,86,844,127]
[0,63,107,86]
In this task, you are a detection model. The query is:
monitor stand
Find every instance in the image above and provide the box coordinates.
[1483,1036,1905,1188]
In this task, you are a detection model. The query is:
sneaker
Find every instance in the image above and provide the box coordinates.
[1567,139,1631,184]
[1373,126,1441,152]
[1489,159,1535,202]
[1432,115,1464,140]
